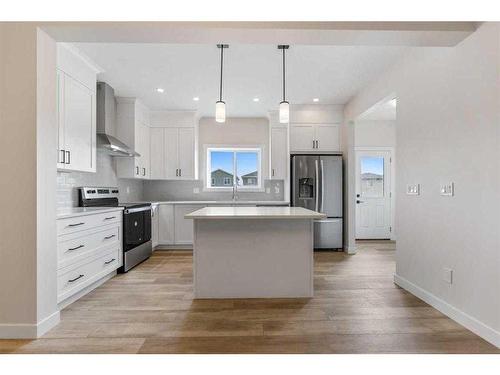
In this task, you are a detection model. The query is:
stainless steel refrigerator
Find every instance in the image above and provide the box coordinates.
[291,155,343,249]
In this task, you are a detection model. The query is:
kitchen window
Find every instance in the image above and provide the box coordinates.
[206,147,262,190]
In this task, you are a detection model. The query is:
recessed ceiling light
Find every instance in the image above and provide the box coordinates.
[156,88,164,93]
[193,97,200,101]
[253,98,260,102]
[313,98,319,102]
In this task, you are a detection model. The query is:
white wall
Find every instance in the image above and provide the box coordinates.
[0,24,59,337]
[354,120,396,148]
[345,23,500,346]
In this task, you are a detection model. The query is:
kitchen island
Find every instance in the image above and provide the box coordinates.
[185,206,326,299]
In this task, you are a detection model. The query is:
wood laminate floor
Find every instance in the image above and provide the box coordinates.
[1,241,498,354]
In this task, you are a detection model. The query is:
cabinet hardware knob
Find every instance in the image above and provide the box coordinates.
[104,258,116,265]
[68,244,84,251]
[68,274,84,283]
[68,222,85,227]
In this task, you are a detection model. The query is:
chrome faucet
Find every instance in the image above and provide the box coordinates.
[232,183,238,201]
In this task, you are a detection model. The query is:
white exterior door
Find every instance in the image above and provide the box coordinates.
[355,150,392,239]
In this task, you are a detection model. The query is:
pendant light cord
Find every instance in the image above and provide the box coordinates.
[282,48,286,102]
[219,46,224,102]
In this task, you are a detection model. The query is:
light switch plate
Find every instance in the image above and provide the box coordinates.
[406,184,420,195]
[443,267,453,284]
[440,182,454,197]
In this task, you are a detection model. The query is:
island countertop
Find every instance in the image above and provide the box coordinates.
[185,206,326,220]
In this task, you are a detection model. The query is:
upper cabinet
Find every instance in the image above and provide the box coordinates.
[150,126,195,180]
[270,127,288,180]
[115,98,151,179]
[290,123,340,152]
[56,44,98,172]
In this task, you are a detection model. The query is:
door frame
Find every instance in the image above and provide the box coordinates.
[354,146,395,241]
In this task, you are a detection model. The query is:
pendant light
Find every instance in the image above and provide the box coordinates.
[278,45,290,123]
[216,44,229,123]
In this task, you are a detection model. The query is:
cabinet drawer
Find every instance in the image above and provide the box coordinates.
[57,211,122,236]
[57,247,120,303]
[57,225,121,269]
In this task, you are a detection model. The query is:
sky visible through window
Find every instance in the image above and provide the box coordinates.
[361,156,384,176]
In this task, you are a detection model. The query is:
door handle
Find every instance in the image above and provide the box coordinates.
[104,258,116,265]
[142,167,146,176]
[68,222,85,227]
[316,140,319,149]
[104,234,116,240]
[175,169,178,177]
[104,216,116,220]
[136,166,139,175]
[59,149,65,164]
[320,159,324,212]
[65,150,70,164]
[179,169,182,177]
[272,168,275,177]
[315,159,319,212]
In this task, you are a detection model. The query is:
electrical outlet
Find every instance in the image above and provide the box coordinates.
[406,184,420,195]
[443,268,453,284]
[265,187,271,194]
[126,186,130,194]
[193,187,200,194]
[440,182,454,197]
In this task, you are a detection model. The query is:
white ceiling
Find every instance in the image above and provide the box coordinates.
[75,43,410,117]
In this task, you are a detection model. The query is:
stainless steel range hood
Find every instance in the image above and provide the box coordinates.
[96,82,140,157]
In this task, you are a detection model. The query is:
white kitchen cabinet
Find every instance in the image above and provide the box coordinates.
[174,204,203,244]
[290,123,340,152]
[56,45,97,173]
[158,204,175,245]
[149,127,195,180]
[151,204,159,249]
[270,127,288,180]
[178,128,195,179]
[150,128,165,179]
[56,208,122,306]
[115,98,151,179]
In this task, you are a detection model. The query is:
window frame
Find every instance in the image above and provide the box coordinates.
[205,146,263,191]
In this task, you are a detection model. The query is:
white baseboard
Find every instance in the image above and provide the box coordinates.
[394,274,500,348]
[0,310,60,339]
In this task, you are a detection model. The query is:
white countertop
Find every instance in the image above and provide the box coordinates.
[145,200,289,206]
[185,206,326,220]
[57,206,124,219]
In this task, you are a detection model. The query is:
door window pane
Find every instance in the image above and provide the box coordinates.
[236,152,259,187]
[360,156,384,197]
[210,151,234,187]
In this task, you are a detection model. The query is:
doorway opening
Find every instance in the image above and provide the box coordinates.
[353,96,396,241]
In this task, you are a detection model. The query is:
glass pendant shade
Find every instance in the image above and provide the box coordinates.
[215,101,226,123]
[279,101,289,123]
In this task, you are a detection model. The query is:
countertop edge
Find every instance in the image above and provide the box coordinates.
[57,207,124,219]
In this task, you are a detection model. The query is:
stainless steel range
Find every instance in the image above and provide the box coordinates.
[78,187,152,272]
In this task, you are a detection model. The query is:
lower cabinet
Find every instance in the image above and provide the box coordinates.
[158,204,205,245]
[151,204,159,249]
[56,209,123,306]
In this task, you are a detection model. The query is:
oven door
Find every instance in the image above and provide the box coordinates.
[123,207,152,251]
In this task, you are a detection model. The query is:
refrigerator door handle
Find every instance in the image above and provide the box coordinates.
[320,159,325,213]
[315,159,319,212]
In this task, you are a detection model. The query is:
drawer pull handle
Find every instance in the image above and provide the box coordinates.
[104,235,116,240]
[68,244,84,251]
[68,222,85,227]
[104,216,116,220]
[104,258,116,265]
[68,274,84,283]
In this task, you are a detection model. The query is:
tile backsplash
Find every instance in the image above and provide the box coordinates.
[142,179,285,202]
[56,151,144,208]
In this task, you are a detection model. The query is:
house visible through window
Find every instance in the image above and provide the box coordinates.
[207,147,261,189]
